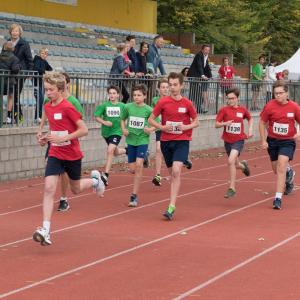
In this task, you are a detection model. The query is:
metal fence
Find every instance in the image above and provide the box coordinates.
[1,71,300,128]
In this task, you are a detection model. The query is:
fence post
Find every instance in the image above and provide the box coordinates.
[246,81,249,109]
[0,76,4,128]
[215,80,219,114]
[75,76,79,100]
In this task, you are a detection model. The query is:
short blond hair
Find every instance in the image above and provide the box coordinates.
[43,72,66,91]
[9,23,23,36]
[39,47,49,54]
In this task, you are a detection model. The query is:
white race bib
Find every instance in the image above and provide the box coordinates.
[54,113,62,120]
[226,122,241,134]
[166,121,183,134]
[236,112,243,118]
[51,130,71,146]
[128,116,145,129]
[273,122,289,135]
[106,107,120,117]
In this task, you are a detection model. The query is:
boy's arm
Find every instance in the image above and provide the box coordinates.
[259,119,268,149]
[247,118,254,138]
[181,116,199,131]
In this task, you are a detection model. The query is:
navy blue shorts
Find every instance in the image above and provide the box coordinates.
[160,140,189,168]
[45,157,82,180]
[155,130,161,142]
[224,140,245,156]
[267,137,296,161]
[127,144,148,163]
[104,135,121,146]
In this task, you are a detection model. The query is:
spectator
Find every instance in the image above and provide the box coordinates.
[126,35,137,73]
[181,67,189,77]
[110,43,134,103]
[146,35,166,75]
[136,41,149,75]
[181,67,190,97]
[33,47,53,122]
[187,44,212,113]
[265,58,277,103]
[276,69,289,81]
[8,23,33,122]
[0,41,21,124]
[251,55,265,110]
[218,57,235,102]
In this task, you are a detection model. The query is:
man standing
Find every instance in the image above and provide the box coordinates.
[126,35,137,73]
[187,44,212,113]
[146,35,166,75]
[148,72,199,220]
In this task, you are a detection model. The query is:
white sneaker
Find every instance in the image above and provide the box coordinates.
[33,227,52,245]
[6,117,12,124]
[91,170,105,196]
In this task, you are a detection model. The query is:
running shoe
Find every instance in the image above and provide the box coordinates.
[128,194,138,207]
[241,160,250,176]
[33,227,52,245]
[143,151,150,168]
[224,188,236,198]
[183,159,192,169]
[152,174,161,186]
[101,172,109,187]
[273,198,282,210]
[91,170,105,196]
[284,182,294,195]
[163,210,174,220]
[57,199,70,211]
[286,168,295,184]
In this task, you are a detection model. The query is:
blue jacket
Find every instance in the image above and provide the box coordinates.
[110,54,130,75]
[146,43,166,75]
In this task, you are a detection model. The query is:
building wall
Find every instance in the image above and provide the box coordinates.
[0,114,260,181]
[0,0,157,33]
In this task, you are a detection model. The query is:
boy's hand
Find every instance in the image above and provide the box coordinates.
[224,120,233,126]
[162,123,173,132]
[103,121,112,127]
[38,134,48,146]
[122,129,129,136]
[261,141,268,149]
[144,127,152,135]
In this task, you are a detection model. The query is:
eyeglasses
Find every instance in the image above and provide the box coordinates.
[274,91,286,96]
[227,97,237,100]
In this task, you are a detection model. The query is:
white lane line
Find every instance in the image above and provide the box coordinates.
[0,169,280,249]
[0,189,294,299]
[173,231,300,300]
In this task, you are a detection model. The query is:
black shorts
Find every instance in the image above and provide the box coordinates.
[267,137,296,161]
[155,130,161,142]
[160,140,189,168]
[104,135,121,146]
[45,142,51,159]
[251,82,262,91]
[224,140,245,156]
[45,157,82,180]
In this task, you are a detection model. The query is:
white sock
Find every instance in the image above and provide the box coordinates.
[60,196,67,201]
[287,166,291,172]
[43,221,51,234]
[275,192,282,199]
[92,178,98,188]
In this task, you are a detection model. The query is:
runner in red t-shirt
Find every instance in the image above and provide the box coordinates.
[33,72,105,246]
[259,80,300,210]
[148,72,199,220]
[216,87,253,198]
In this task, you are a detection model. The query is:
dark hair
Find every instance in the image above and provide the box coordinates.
[107,85,120,94]
[139,41,149,52]
[157,78,168,88]
[273,80,288,92]
[222,56,229,63]
[61,72,70,84]
[225,87,240,97]
[132,84,148,95]
[258,55,265,60]
[126,35,135,41]
[201,44,210,50]
[168,72,184,85]
[181,67,189,76]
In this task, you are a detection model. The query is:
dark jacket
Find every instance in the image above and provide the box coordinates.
[33,55,52,86]
[127,47,137,73]
[146,43,166,75]
[135,52,147,74]
[187,52,212,78]
[9,38,33,71]
[110,54,130,75]
[0,50,21,85]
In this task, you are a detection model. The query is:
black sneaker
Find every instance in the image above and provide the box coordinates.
[286,168,295,184]
[143,151,150,168]
[101,172,109,186]
[163,210,174,220]
[273,198,282,210]
[128,194,138,207]
[183,159,192,169]
[152,174,161,186]
[284,182,294,195]
[57,199,70,211]
[241,160,250,176]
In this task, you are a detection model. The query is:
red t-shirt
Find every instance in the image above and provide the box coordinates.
[260,99,300,140]
[45,99,83,160]
[152,96,197,141]
[216,106,251,143]
[218,66,235,80]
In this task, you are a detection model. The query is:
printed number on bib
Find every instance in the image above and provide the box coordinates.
[106,107,120,117]
[166,121,183,134]
[129,116,145,129]
[51,130,71,146]
[226,122,241,134]
[273,122,289,135]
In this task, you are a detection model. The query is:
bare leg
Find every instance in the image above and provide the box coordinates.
[133,158,144,195]
[155,141,162,175]
[60,172,69,198]
[169,161,183,207]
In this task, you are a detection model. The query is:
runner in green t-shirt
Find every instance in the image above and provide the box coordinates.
[121,84,155,207]
[37,72,84,212]
[94,85,126,186]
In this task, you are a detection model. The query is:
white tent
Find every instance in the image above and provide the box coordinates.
[275,48,300,81]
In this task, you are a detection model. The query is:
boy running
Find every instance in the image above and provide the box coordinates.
[215,87,253,198]
[259,80,300,210]
[34,72,104,245]
[121,84,155,207]
[148,72,199,220]
[94,85,126,186]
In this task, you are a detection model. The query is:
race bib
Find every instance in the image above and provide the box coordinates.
[273,122,289,135]
[106,107,120,117]
[128,116,145,129]
[51,130,71,146]
[226,122,241,134]
[166,121,183,134]
[236,112,243,118]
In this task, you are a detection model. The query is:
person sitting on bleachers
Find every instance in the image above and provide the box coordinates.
[0,41,21,124]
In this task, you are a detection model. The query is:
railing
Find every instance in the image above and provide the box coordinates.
[1,71,300,128]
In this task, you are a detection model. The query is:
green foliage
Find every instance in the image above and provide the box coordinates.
[157,0,300,64]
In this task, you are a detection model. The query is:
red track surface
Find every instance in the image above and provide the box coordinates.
[0,142,299,299]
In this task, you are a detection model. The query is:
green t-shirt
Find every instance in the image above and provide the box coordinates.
[94,101,125,138]
[151,96,161,124]
[252,63,263,81]
[44,95,84,116]
[121,102,153,146]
